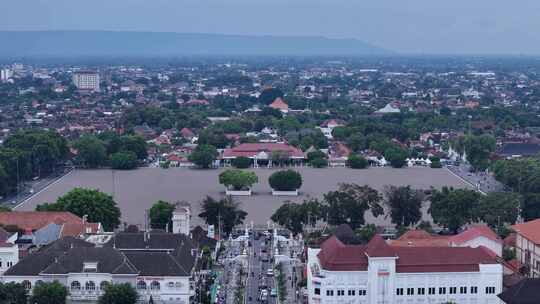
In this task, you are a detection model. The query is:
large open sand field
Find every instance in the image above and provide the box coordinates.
[16,167,471,228]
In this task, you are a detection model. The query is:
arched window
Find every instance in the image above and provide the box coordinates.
[85,281,96,291]
[137,280,147,290]
[71,281,81,290]
[100,281,110,290]
[175,282,182,288]
[168,282,174,288]
[150,281,160,290]
[22,280,31,290]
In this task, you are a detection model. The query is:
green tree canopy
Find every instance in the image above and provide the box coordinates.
[463,134,496,171]
[310,157,328,168]
[110,151,138,170]
[0,282,27,304]
[271,199,323,235]
[323,183,383,229]
[474,192,520,230]
[73,135,107,168]
[268,170,303,191]
[29,281,67,304]
[149,200,176,231]
[4,129,68,175]
[189,144,218,169]
[347,155,368,169]
[219,169,258,191]
[384,146,409,168]
[429,187,481,233]
[384,185,424,227]
[231,156,252,169]
[198,196,247,236]
[36,188,121,231]
[98,283,138,304]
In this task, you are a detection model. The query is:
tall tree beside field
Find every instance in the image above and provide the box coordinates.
[219,169,258,191]
[474,192,520,230]
[323,183,383,229]
[189,144,218,169]
[463,134,496,171]
[149,200,176,231]
[73,135,107,168]
[36,188,121,231]
[429,187,481,233]
[198,196,247,236]
[384,185,424,227]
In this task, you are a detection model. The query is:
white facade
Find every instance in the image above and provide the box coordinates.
[0,233,19,274]
[307,248,503,304]
[454,236,503,257]
[73,72,100,91]
[0,69,13,82]
[172,205,191,236]
[515,233,540,278]
[0,245,18,275]
[3,272,192,304]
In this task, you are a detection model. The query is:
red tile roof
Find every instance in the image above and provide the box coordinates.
[269,97,289,111]
[317,236,368,271]
[512,219,540,244]
[0,212,100,235]
[449,225,501,245]
[222,143,304,159]
[365,235,396,258]
[392,225,501,247]
[316,234,498,273]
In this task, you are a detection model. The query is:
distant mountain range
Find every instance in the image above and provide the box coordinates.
[0,31,389,57]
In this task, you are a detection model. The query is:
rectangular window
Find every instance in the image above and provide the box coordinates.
[359,289,366,296]
[486,287,496,294]
[428,287,435,295]
[449,287,457,294]
[471,286,478,294]
[417,288,425,295]
[407,288,414,295]
[439,287,446,295]
[396,288,404,296]
[326,290,334,296]
[460,286,467,294]
[314,288,320,295]
[347,290,355,296]
[337,290,344,296]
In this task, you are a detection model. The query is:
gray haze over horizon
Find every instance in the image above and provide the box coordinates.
[2,0,539,55]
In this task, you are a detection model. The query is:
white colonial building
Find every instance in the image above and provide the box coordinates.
[307,226,503,304]
[1,204,199,304]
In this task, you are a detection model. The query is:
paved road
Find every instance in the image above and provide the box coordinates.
[447,164,504,193]
[0,167,73,208]
[246,232,276,304]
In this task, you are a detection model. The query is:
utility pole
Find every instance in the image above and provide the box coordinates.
[111,169,116,198]
[16,156,20,204]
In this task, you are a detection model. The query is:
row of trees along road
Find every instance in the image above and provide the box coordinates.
[272,183,520,236]
[492,157,540,221]
[73,132,147,169]
[0,129,69,197]
[0,281,138,304]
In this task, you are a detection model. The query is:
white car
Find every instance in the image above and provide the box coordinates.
[266,269,274,276]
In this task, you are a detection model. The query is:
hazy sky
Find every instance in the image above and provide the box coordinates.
[2,0,540,54]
